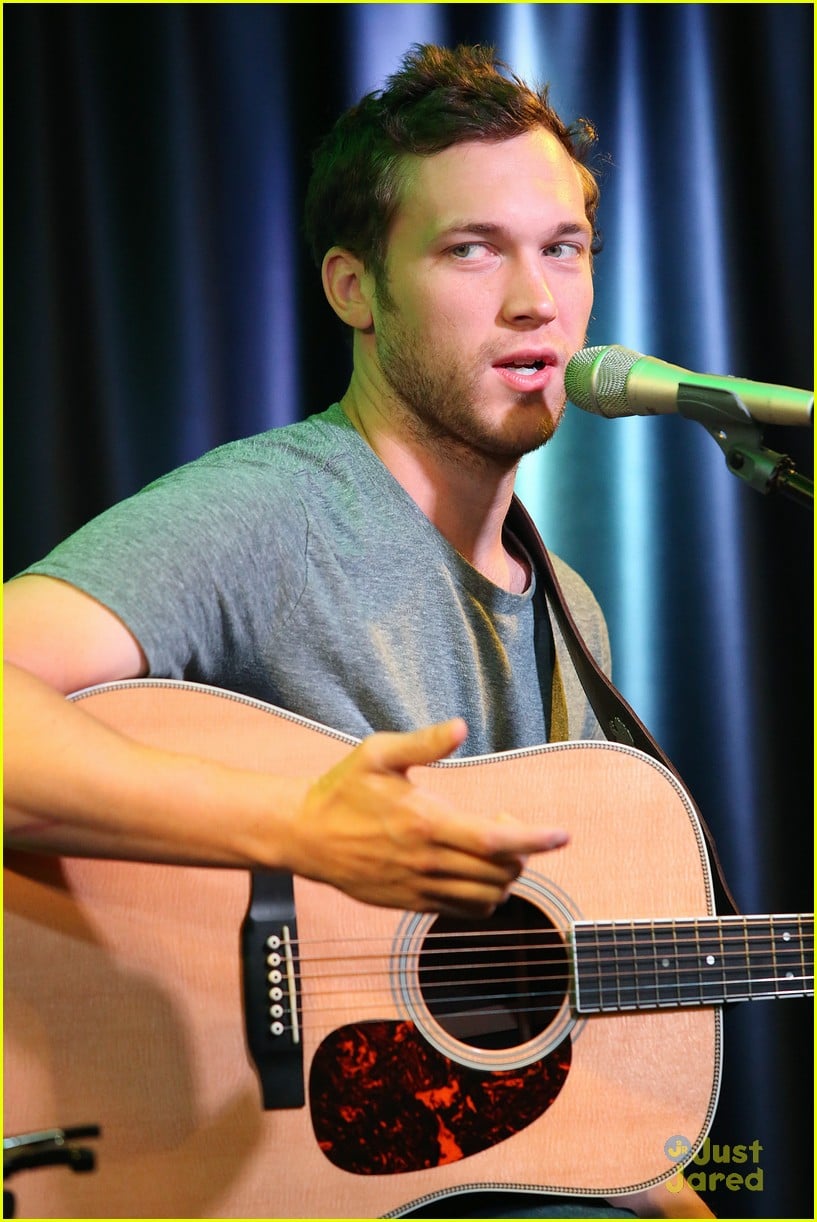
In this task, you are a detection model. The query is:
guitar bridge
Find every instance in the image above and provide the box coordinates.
[241,870,305,1109]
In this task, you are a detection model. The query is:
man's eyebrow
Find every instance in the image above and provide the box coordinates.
[436,221,504,237]
[435,219,592,241]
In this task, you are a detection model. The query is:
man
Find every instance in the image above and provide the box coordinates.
[4,44,712,1218]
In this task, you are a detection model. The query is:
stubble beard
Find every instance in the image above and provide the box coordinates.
[374,309,564,470]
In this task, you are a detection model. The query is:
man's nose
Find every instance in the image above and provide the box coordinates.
[500,256,558,327]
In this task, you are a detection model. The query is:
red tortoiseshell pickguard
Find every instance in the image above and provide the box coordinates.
[309,1019,571,1175]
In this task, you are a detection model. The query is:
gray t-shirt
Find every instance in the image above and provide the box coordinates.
[21,404,610,752]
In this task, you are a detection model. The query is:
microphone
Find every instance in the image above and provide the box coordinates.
[565,345,813,428]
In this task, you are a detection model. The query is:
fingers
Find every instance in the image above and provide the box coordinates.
[291,719,571,916]
[409,818,569,917]
[351,723,569,860]
[359,718,469,773]
[429,805,569,864]
[415,878,516,918]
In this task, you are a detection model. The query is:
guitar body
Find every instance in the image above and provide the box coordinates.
[4,680,721,1219]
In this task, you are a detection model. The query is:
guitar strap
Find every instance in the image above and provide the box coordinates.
[509,495,739,917]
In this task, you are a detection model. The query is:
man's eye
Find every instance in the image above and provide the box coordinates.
[545,242,582,259]
[449,243,487,260]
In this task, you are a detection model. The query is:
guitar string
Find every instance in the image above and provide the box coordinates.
[270,941,815,1022]
[288,971,814,1021]
[280,967,810,1016]
[291,960,814,996]
[283,923,810,972]
[285,928,810,958]
[258,920,813,1019]
[277,914,812,955]
[280,967,813,1014]
[291,947,814,984]
[259,924,813,1021]
[277,939,814,997]
[277,920,813,968]
[267,968,814,1036]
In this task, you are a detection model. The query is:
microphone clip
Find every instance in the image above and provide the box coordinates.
[677,383,813,508]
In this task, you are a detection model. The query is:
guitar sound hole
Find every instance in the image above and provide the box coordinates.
[418,896,568,1050]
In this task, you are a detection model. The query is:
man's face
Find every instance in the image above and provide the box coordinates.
[364,129,595,466]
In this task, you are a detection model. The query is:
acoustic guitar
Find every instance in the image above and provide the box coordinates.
[4,680,812,1218]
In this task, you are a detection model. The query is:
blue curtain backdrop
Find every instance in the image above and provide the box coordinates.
[4,4,813,1217]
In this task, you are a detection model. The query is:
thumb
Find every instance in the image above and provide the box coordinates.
[361,718,469,775]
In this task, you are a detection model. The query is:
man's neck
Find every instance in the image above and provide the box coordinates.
[339,388,529,595]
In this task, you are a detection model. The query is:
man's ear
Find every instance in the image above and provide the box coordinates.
[321,247,376,331]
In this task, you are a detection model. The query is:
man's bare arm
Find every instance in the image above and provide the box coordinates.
[4,576,569,913]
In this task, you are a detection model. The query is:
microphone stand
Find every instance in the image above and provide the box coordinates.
[676,384,813,509]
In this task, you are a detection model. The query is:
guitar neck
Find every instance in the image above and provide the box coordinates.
[573,913,814,1012]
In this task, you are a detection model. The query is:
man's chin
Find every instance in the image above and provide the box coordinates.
[469,420,559,466]
[492,399,565,455]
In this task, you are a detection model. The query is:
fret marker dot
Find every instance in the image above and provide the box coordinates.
[661,957,671,968]
[782,931,791,941]
[705,954,716,966]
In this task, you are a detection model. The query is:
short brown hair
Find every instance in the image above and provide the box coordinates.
[304,43,601,282]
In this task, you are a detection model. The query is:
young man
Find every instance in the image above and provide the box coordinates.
[4,44,712,1218]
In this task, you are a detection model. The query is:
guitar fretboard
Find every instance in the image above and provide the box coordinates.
[572,914,813,1013]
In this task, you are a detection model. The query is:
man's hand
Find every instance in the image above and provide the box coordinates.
[287,718,569,914]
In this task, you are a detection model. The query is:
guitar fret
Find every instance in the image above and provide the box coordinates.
[696,919,728,1004]
[717,919,728,1001]
[769,916,811,996]
[638,923,661,1008]
[639,917,686,1005]
[798,915,811,992]
[744,920,754,1000]
[722,917,748,1000]
[612,923,627,1010]
[624,923,640,1008]
[672,924,695,1005]
[652,921,662,1005]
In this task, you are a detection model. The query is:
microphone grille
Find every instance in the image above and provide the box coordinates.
[566,345,641,416]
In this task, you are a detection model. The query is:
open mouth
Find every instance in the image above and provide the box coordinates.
[499,359,547,376]
[493,355,556,385]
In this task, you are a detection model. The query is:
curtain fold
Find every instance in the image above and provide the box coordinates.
[4,6,812,1218]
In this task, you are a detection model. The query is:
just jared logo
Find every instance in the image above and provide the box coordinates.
[664,1134,764,1193]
